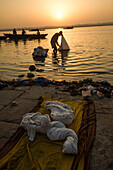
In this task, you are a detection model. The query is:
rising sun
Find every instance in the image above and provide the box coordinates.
[56,12,62,19]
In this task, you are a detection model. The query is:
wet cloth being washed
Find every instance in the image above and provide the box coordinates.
[0,96,96,170]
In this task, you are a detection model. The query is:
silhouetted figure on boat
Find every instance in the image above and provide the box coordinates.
[13,29,17,35]
[22,29,26,35]
[37,29,40,35]
[51,31,63,54]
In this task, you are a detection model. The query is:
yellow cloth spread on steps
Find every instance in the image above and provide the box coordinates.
[0,96,95,170]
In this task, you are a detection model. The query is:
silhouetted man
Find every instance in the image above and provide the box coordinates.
[13,28,17,35]
[51,31,62,53]
[22,29,26,35]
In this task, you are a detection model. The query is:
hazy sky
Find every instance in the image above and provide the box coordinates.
[0,0,113,29]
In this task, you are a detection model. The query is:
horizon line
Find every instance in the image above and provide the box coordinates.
[0,21,113,32]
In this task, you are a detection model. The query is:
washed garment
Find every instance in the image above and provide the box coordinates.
[45,101,74,125]
[20,112,78,154]
[47,121,78,154]
[58,35,70,51]
[20,112,50,141]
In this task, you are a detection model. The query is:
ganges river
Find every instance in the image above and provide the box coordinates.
[0,26,113,84]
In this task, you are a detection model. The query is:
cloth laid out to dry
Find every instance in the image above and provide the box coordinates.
[45,100,74,125]
[20,110,78,154]
[0,96,96,170]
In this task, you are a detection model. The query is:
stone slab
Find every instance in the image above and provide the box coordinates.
[21,85,57,99]
[93,96,113,114]
[90,113,113,170]
[15,86,31,91]
[0,105,3,110]
[0,121,19,149]
[0,90,24,106]
[0,98,39,124]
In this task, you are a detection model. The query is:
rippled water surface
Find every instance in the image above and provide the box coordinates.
[0,26,113,84]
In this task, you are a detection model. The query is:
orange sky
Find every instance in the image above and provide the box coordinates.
[0,0,113,29]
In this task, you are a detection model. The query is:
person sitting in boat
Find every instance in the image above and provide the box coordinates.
[13,28,17,35]
[50,31,63,53]
[22,29,26,35]
[37,29,40,35]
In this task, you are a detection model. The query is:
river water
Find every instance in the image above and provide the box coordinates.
[0,26,113,84]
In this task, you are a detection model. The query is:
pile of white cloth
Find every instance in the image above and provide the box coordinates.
[20,101,78,154]
[32,46,48,57]
[20,112,50,141]
[47,121,78,154]
[45,101,74,125]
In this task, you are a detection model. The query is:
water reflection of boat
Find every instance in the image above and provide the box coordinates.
[4,33,48,40]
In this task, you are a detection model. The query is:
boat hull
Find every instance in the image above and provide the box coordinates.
[4,34,48,40]
[0,36,7,40]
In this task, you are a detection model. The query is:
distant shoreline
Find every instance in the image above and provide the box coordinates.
[0,22,113,32]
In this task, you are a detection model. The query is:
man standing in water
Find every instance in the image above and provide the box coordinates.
[51,31,62,53]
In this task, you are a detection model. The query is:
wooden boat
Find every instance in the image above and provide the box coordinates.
[4,33,48,40]
[0,36,7,40]
[63,26,74,29]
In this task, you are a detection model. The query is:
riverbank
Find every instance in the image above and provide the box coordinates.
[0,78,113,169]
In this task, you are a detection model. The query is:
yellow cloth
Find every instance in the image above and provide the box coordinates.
[0,97,95,170]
